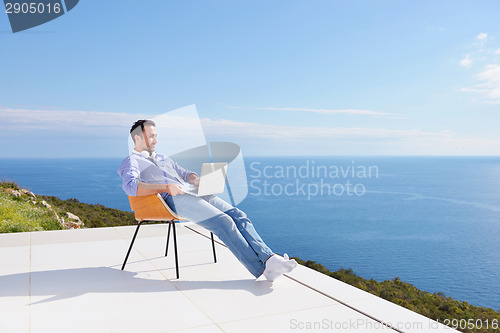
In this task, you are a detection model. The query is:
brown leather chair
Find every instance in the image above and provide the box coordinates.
[121,194,217,278]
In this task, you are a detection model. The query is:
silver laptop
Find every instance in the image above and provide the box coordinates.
[181,162,228,196]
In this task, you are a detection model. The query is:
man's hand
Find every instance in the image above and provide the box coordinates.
[165,184,185,196]
[189,173,200,186]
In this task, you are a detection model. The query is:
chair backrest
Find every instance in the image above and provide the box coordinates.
[128,194,185,221]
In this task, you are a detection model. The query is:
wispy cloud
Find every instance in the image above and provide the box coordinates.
[0,106,208,147]
[460,54,473,68]
[0,107,439,140]
[1,107,498,155]
[0,106,401,138]
[0,107,143,131]
[228,105,400,118]
[462,64,500,99]
[257,106,386,116]
[460,33,500,102]
[476,64,500,98]
[459,32,492,69]
[201,118,449,140]
[477,32,488,41]
[201,118,500,155]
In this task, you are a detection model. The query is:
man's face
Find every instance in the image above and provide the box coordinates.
[136,125,158,152]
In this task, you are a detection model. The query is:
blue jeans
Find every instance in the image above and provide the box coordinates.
[164,193,274,278]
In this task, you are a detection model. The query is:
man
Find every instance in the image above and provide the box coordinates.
[117,119,297,281]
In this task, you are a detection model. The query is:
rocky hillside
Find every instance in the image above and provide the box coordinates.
[0,180,135,233]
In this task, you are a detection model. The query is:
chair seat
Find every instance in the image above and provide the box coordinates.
[128,193,185,221]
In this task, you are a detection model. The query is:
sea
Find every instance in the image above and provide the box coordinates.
[1,156,499,310]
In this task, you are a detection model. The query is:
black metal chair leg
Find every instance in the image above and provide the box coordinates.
[121,221,144,270]
[172,221,179,279]
[165,220,172,257]
[123,220,218,279]
[210,232,217,263]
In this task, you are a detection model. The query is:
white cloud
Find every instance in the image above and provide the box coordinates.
[464,64,500,99]
[2,107,498,156]
[460,32,500,101]
[201,118,452,141]
[258,107,387,116]
[0,107,438,142]
[460,54,473,68]
[201,118,500,155]
[229,105,397,118]
[477,32,488,41]
[0,106,203,133]
[0,106,210,156]
[0,107,143,132]
[477,64,500,81]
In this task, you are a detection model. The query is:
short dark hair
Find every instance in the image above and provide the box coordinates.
[130,119,155,141]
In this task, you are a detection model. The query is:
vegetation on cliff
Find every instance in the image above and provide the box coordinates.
[0,180,135,231]
[38,194,136,228]
[0,181,61,232]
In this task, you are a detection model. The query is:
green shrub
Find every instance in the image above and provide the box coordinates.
[0,180,19,190]
[0,193,59,233]
[39,195,136,228]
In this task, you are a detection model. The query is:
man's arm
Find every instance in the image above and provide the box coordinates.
[170,160,199,185]
[118,156,185,197]
[136,182,185,196]
[188,173,200,186]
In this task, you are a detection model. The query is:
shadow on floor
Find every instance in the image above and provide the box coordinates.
[0,266,274,305]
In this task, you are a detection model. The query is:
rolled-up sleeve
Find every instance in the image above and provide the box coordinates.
[172,160,196,183]
[117,156,140,196]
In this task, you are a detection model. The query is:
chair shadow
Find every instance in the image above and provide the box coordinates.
[0,266,273,305]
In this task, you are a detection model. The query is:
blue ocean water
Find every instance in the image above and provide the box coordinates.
[1,156,499,310]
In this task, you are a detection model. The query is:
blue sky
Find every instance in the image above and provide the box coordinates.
[1,0,500,157]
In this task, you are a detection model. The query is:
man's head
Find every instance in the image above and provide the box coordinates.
[130,119,157,154]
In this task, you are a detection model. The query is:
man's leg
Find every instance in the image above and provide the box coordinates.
[204,195,274,264]
[200,197,298,281]
[168,194,267,278]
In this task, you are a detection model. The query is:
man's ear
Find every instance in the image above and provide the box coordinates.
[133,134,142,144]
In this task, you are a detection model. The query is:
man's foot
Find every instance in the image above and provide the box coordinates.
[263,253,297,282]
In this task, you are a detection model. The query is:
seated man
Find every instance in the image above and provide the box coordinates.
[117,119,297,281]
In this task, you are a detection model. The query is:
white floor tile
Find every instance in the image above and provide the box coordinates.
[30,239,130,271]
[0,296,30,333]
[219,304,396,333]
[162,324,224,333]
[0,245,30,275]
[0,271,29,303]
[286,264,374,303]
[30,227,121,245]
[30,282,213,333]
[29,266,168,304]
[170,264,334,323]
[348,297,451,332]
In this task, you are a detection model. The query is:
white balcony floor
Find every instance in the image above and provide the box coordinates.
[0,224,457,333]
